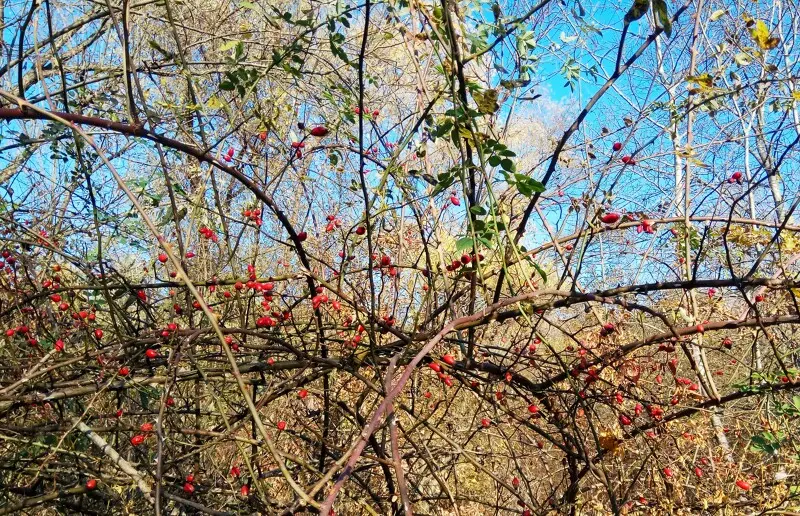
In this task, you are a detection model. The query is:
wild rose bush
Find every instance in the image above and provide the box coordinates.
[0,0,799,513]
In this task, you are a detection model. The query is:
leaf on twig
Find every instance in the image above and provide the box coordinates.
[653,0,672,37]
[748,19,780,50]
[473,88,500,114]
[709,9,726,21]
[624,0,649,24]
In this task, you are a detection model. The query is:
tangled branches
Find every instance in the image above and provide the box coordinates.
[1,0,800,514]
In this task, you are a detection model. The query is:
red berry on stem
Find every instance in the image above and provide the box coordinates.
[600,213,621,224]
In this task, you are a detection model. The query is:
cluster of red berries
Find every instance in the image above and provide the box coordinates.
[1,249,16,267]
[325,214,342,232]
[183,473,196,494]
[427,355,457,387]
[228,466,251,496]
[241,207,262,226]
[159,322,179,338]
[199,226,218,243]
[352,106,380,118]
[371,254,398,277]
[445,252,484,272]
[636,218,655,234]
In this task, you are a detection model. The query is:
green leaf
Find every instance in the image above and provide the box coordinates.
[456,237,474,251]
[624,0,649,24]
[750,431,783,455]
[532,181,546,194]
[431,173,454,195]
[432,119,453,139]
[513,175,546,197]
[653,0,671,37]
[532,262,548,283]
[479,236,495,248]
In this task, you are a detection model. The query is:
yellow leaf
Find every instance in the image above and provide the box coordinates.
[473,88,500,114]
[598,430,623,454]
[686,74,714,90]
[354,345,370,364]
[709,9,726,21]
[792,91,800,101]
[750,20,781,50]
